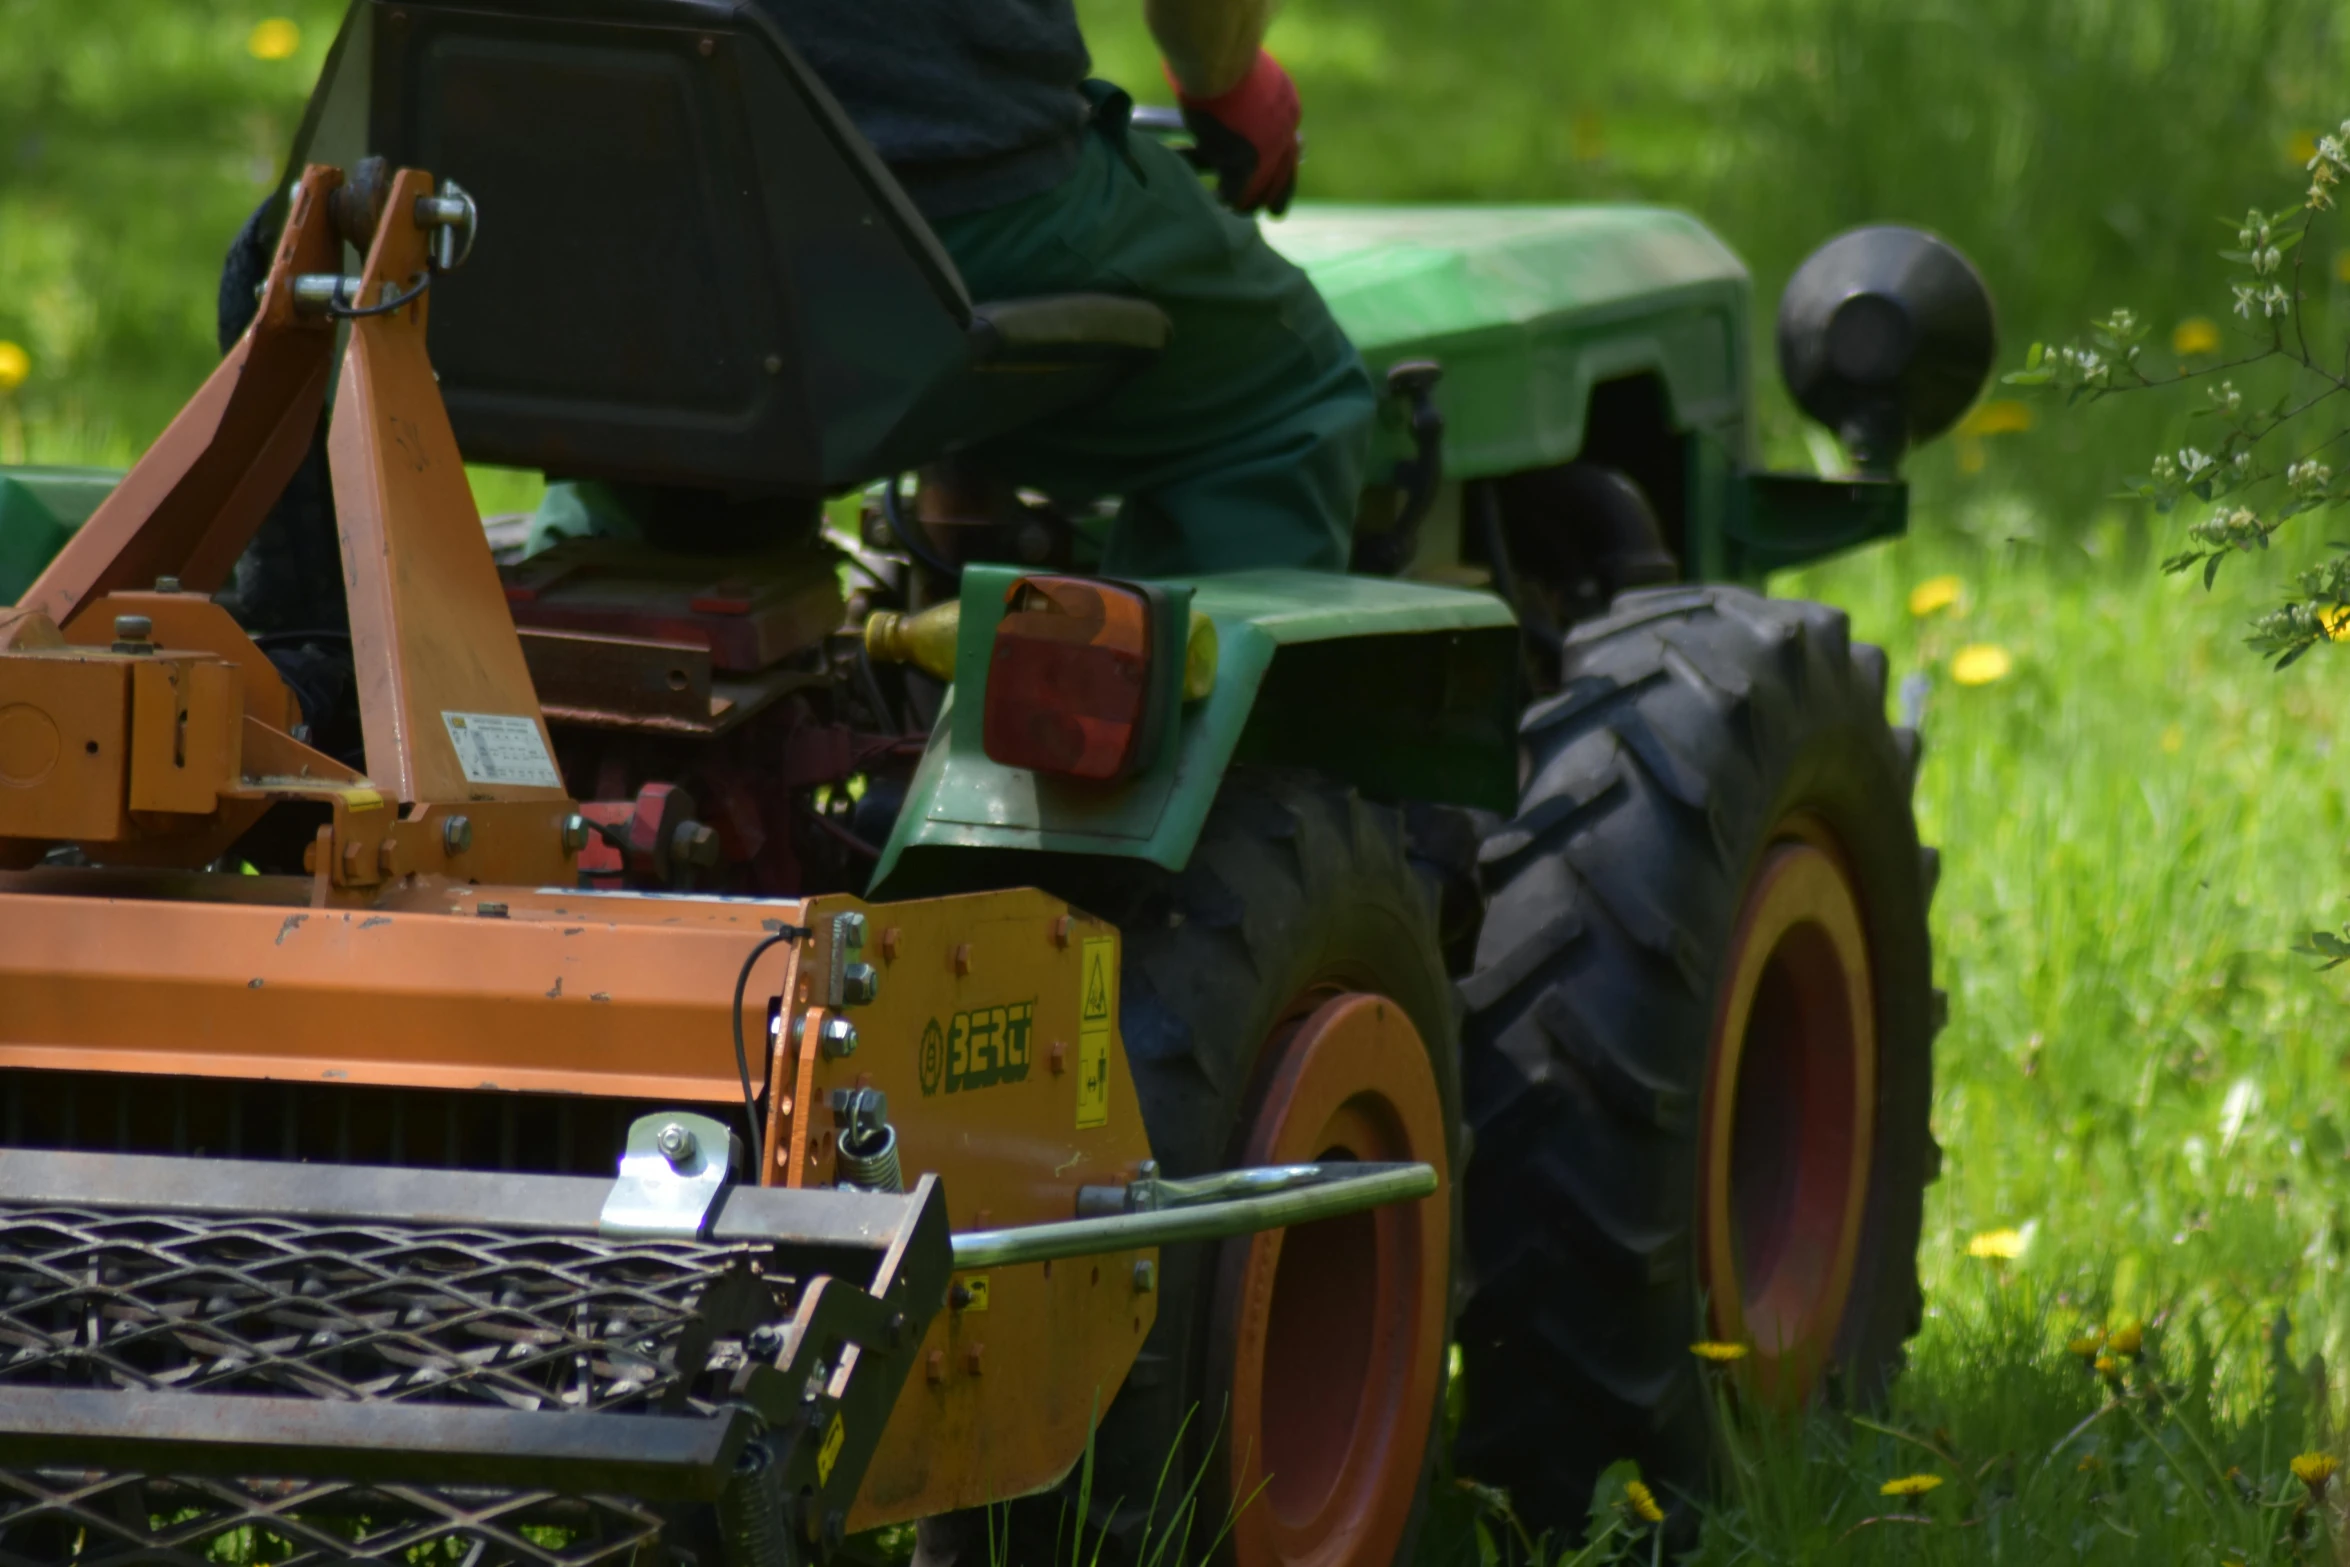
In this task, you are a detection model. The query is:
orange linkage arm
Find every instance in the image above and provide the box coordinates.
[21,167,346,628]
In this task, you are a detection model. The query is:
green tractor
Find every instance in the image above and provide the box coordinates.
[0,2,1990,1562]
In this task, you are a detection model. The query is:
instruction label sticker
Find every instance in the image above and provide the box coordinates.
[1077,936,1114,1129]
[440,711,562,789]
[955,1276,991,1313]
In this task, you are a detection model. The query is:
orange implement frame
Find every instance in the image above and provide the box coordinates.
[3,162,573,892]
[0,160,1164,1528]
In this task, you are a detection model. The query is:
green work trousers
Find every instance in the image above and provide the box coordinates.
[929,90,1375,578]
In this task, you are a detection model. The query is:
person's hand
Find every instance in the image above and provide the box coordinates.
[1169,50,1301,215]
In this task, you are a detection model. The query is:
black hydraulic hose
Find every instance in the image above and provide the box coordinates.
[730,926,809,1158]
[880,474,962,584]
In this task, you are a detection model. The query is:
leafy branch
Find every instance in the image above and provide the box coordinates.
[2007,124,2350,669]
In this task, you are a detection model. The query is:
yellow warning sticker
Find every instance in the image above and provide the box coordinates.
[817,1411,846,1485]
[956,1275,991,1312]
[1077,936,1114,1129]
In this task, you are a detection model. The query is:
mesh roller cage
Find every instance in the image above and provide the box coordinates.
[0,1149,952,1565]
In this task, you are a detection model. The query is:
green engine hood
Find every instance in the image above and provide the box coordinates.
[1268,204,1754,477]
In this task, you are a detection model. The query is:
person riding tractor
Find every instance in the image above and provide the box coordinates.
[223,0,1368,644]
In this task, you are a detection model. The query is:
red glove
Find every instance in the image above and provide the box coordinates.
[1168,50,1302,215]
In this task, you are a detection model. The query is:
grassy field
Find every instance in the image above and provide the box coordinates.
[1403,504,2350,1565]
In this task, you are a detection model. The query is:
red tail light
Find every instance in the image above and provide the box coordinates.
[982,576,1173,780]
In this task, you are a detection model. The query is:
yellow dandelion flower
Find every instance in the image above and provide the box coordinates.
[1965,1226,2026,1259]
[1690,1341,1749,1363]
[247,18,301,60]
[1958,399,2034,437]
[2093,1354,2121,1380]
[2292,1452,2339,1492]
[2066,1332,2104,1359]
[2159,724,2184,754]
[0,341,27,394]
[2077,1455,2102,1472]
[1623,1479,1664,1524]
[1879,1473,1943,1497]
[1951,645,2013,687]
[2172,317,2223,357]
[1908,575,1964,617]
[2321,604,2350,641]
[2291,130,2322,168]
[2106,1322,2143,1356]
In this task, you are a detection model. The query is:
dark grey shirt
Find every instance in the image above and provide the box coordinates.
[757,0,1094,219]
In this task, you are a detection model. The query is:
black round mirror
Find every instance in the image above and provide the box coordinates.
[1777,227,1996,476]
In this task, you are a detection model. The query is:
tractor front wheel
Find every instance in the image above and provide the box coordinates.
[1454,585,1942,1528]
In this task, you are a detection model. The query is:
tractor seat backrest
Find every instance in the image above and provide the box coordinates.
[287,0,1166,496]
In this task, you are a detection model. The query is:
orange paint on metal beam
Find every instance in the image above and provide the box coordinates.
[0,890,798,1101]
[328,169,563,808]
[64,593,300,732]
[22,168,343,622]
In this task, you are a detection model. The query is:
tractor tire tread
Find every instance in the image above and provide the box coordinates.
[1455,584,1937,1531]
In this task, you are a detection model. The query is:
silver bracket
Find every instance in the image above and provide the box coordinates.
[599,1110,741,1238]
[825,910,869,1006]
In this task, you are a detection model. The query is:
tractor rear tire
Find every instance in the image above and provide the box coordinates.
[1002,768,1462,1567]
[1453,585,1941,1528]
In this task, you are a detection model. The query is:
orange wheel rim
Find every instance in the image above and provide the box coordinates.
[1698,823,1877,1404]
[1216,993,1450,1567]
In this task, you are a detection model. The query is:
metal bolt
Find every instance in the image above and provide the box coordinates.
[746,1321,786,1360]
[1132,1259,1156,1295]
[561,813,590,852]
[111,614,153,651]
[442,815,472,855]
[763,352,783,374]
[152,576,180,594]
[655,1122,698,1165]
[841,962,880,1006]
[818,1015,859,1059]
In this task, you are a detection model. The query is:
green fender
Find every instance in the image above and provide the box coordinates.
[866,564,1522,897]
[1269,204,1754,480]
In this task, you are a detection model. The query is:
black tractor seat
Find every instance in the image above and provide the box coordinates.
[283,0,1171,498]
